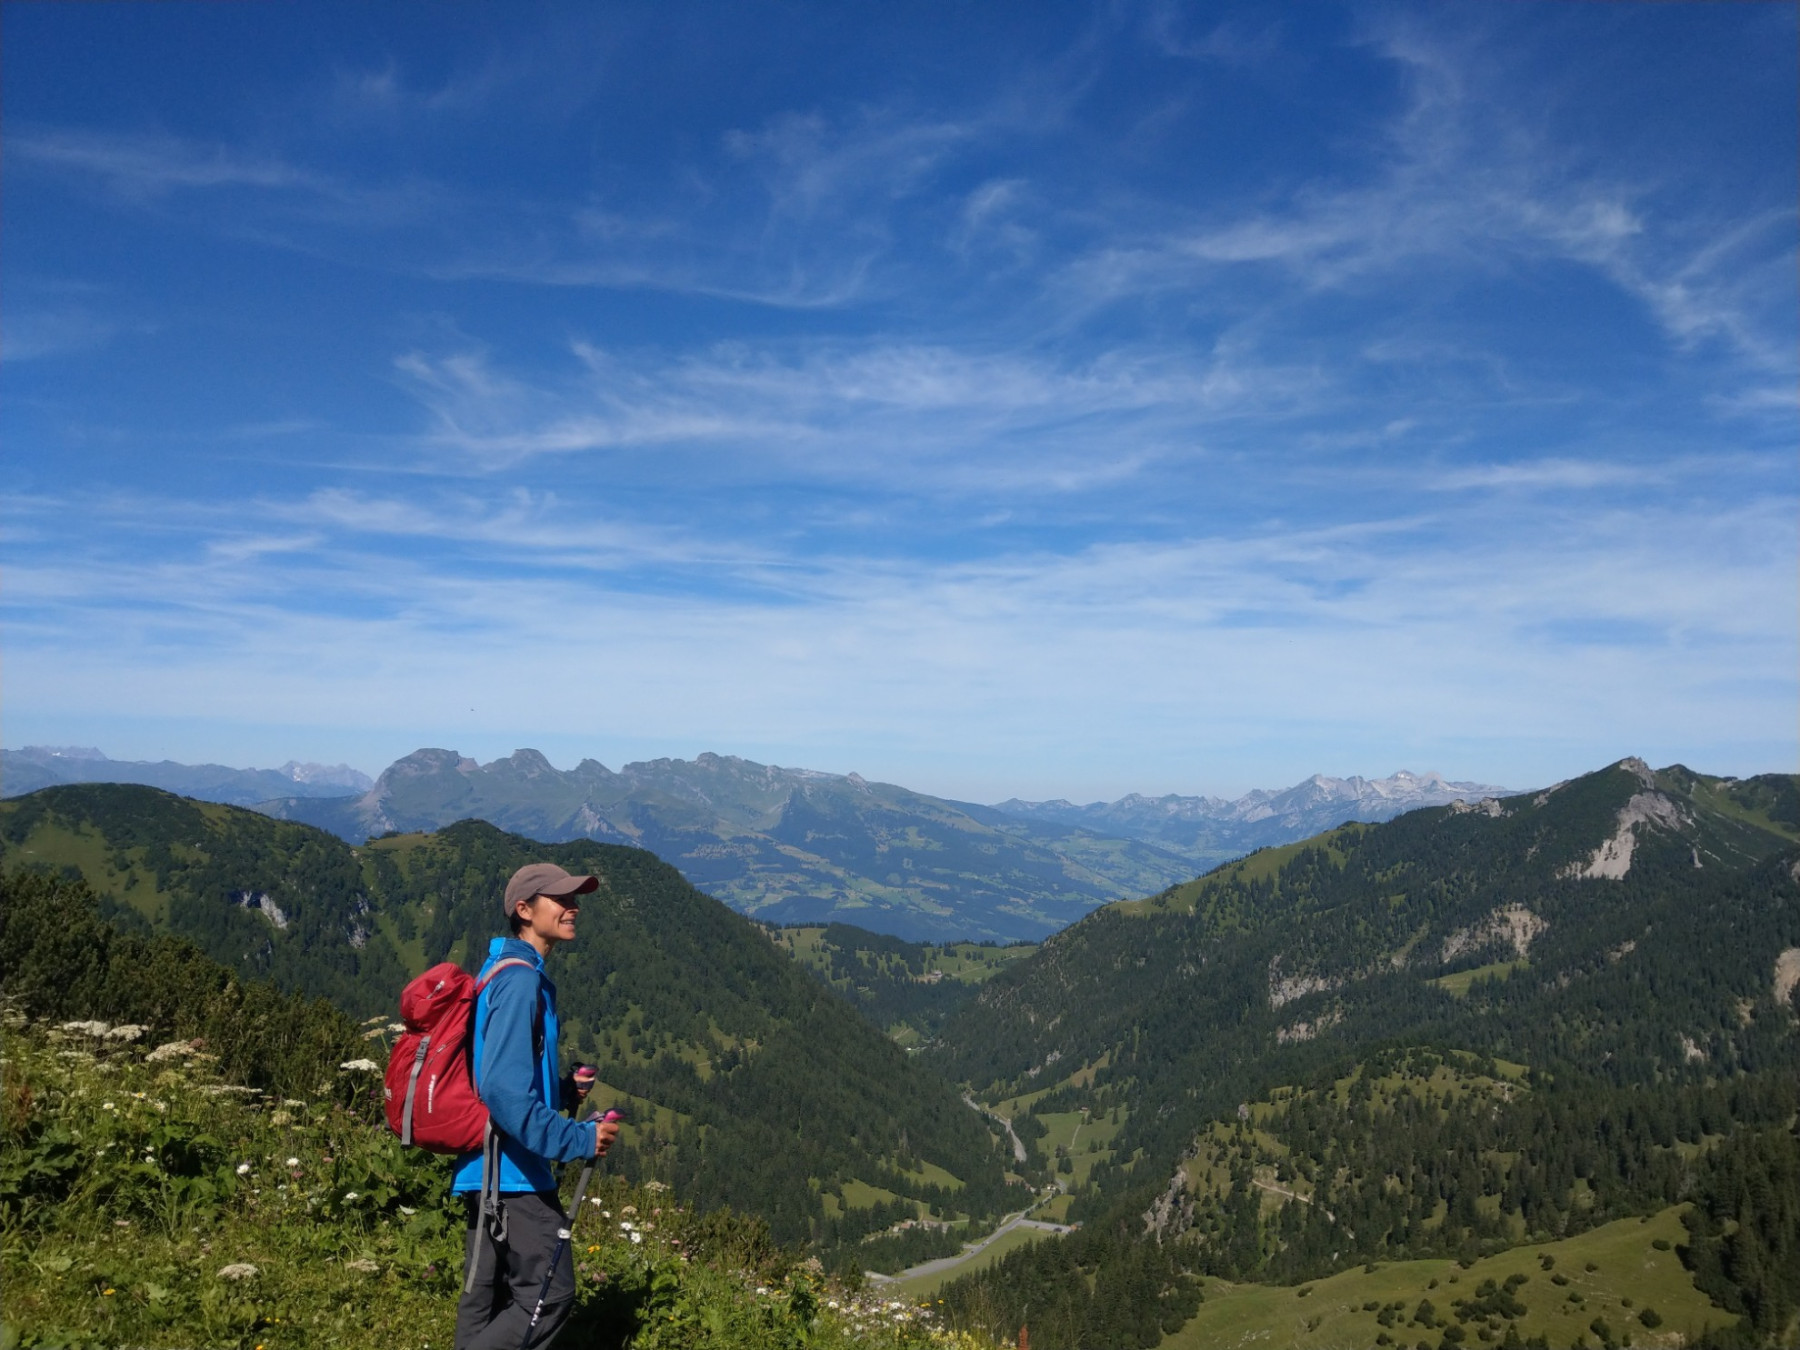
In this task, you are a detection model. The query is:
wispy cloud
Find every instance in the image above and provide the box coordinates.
[10,125,442,232]
[4,480,1790,794]
[1054,16,1794,397]
[4,5,1791,794]
[384,334,1321,485]
[2,304,127,361]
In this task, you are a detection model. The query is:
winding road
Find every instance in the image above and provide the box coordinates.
[868,1095,1072,1286]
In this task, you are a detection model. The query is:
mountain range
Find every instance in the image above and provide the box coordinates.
[994,767,1514,859]
[0,744,372,804]
[3,744,1517,942]
[922,758,1800,1341]
[4,757,1798,1347]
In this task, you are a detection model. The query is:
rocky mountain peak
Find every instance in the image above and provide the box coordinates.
[375,748,477,788]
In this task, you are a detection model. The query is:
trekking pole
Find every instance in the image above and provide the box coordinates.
[519,1106,624,1349]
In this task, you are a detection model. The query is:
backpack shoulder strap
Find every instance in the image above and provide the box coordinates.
[473,956,537,995]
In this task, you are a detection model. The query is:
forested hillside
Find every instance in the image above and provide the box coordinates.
[10,762,1799,1347]
[0,871,995,1350]
[0,786,1020,1256]
[925,761,1800,1349]
[767,923,1036,1044]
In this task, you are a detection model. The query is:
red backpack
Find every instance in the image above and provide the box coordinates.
[384,957,535,1153]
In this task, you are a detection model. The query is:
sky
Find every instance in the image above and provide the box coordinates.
[2,1,1794,803]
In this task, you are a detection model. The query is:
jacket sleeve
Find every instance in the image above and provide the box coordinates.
[476,968,596,1165]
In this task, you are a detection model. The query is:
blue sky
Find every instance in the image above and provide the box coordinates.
[3,1,1794,801]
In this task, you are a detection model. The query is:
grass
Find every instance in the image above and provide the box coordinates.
[1164,1208,1724,1350]
[890,1224,1058,1301]
[6,817,174,927]
[1680,776,1800,845]
[927,944,1037,982]
[1113,826,1364,918]
[1036,1110,1121,1192]
[909,1161,965,1193]
[839,1180,917,1215]
[1432,962,1529,998]
[0,1013,995,1350]
[768,930,1038,989]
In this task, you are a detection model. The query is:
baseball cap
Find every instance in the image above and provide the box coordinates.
[503,862,600,919]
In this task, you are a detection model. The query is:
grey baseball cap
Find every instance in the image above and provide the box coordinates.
[503,862,599,919]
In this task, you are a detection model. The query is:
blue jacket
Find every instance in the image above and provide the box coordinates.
[451,937,596,1193]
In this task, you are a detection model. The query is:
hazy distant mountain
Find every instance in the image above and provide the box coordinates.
[255,748,1203,942]
[6,743,1520,941]
[991,768,1515,861]
[0,746,372,806]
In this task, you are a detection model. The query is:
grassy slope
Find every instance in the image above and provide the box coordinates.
[891,1225,1057,1301]
[2,794,1018,1251]
[1167,1208,1721,1350]
[1113,826,1364,918]
[0,1017,985,1350]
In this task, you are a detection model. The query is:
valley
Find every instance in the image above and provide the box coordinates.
[3,756,1798,1349]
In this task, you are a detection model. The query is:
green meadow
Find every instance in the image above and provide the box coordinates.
[1166,1208,1721,1350]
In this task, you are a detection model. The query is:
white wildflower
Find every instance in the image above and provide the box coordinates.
[59,1020,111,1036]
[101,1102,116,1111]
[216,1263,259,1281]
[236,1163,252,1176]
[104,1024,147,1042]
[270,1110,293,1126]
[338,1058,379,1073]
[387,1022,405,1033]
[147,1040,199,1062]
[343,1191,359,1201]
[346,1258,380,1273]
[629,1231,642,1245]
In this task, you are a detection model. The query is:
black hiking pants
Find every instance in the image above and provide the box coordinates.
[455,1190,575,1350]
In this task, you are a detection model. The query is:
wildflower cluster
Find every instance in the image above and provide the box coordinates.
[2,1012,999,1350]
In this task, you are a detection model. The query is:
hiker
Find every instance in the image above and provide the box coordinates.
[453,862,622,1350]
